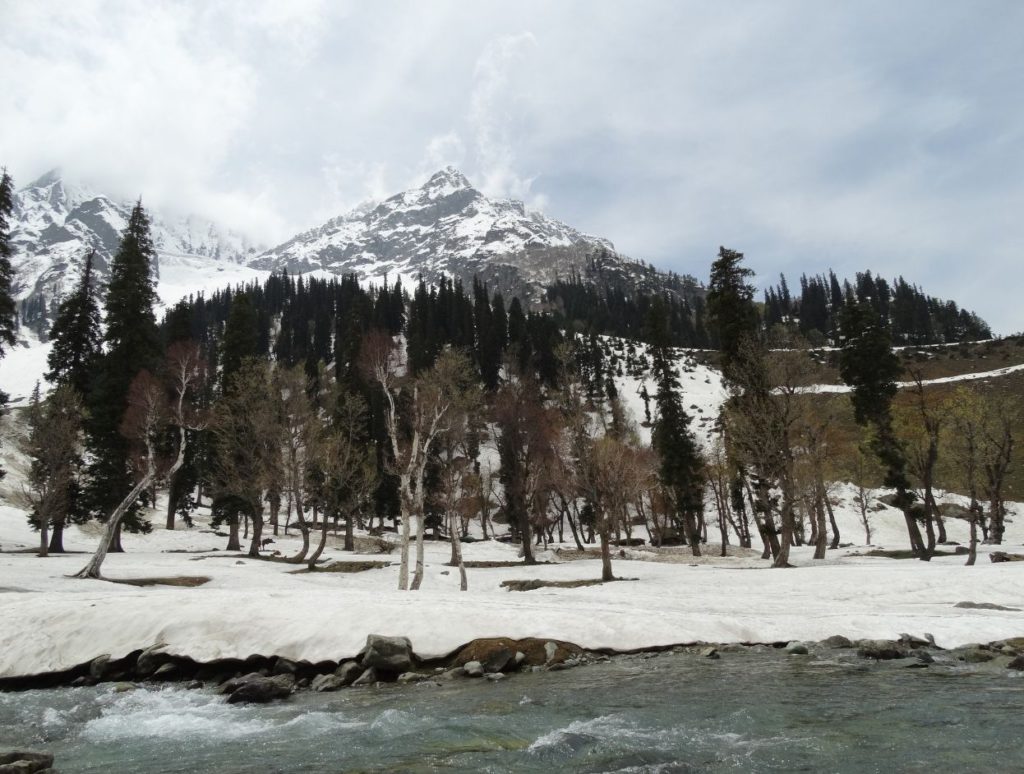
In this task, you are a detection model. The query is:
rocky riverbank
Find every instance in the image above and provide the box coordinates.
[3,633,1024,701]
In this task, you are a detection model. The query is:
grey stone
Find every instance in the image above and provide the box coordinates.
[485,672,506,681]
[334,662,363,686]
[548,658,581,672]
[544,642,557,663]
[310,673,345,692]
[70,676,94,687]
[135,643,170,678]
[219,672,270,695]
[1007,655,1024,671]
[226,674,294,704]
[856,640,907,660]
[88,654,111,680]
[351,667,378,687]
[961,648,994,663]
[483,647,515,673]
[111,682,135,693]
[361,634,413,674]
[514,651,527,666]
[786,642,809,656]
[699,646,719,659]
[914,650,935,664]
[184,680,203,690]
[272,657,299,676]
[823,635,853,649]
[397,672,430,684]
[151,662,179,681]
[0,751,54,773]
[462,660,485,678]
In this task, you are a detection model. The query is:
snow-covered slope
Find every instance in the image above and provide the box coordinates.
[10,170,263,336]
[253,167,698,304]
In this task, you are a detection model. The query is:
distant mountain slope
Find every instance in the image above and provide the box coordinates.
[10,170,263,336]
[252,167,700,305]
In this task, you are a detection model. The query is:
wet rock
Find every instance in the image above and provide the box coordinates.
[0,750,54,773]
[89,654,112,680]
[960,648,994,664]
[151,662,179,681]
[184,680,203,690]
[898,633,932,648]
[361,635,413,674]
[485,672,506,681]
[226,674,294,704]
[219,672,267,695]
[351,667,378,687]
[786,642,809,656]
[463,661,485,678]
[857,640,907,660]
[311,673,345,692]
[1007,655,1024,671]
[914,650,935,664]
[70,676,94,687]
[544,642,558,663]
[514,651,527,667]
[272,657,299,676]
[548,658,581,672]
[699,647,720,659]
[135,643,170,678]
[484,648,515,673]
[823,635,853,649]
[334,662,363,686]
[111,682,135,693]
[397,672,430,684]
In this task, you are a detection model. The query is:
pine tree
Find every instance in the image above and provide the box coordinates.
[85,201,162,543]
[838,299,927,559]
[46,250,102,396]
[220,292,259,389]
[706,246,758,375]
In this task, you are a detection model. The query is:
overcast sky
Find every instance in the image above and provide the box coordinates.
[2,1,1022,332]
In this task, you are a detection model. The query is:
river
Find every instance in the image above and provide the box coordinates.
[2,648,1023,772]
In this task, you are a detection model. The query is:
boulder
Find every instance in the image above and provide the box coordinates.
[111,682,135,693]
[135,643,170,678]
[225,674,294,704]
[485,672,506,681]
[310,673,345,693]
[151,662,179,681]
[451,638,582,668]
[960,648,994,664]
[483,648,515,673]
[351,667,378,687]
[334,662,363,686]
[272,657,299,676]
[785,642,809,656]
[361,635,413,674]
[1007,655,1024,671]
[0,750,54,773]
[699,647,720,659]
[89,654,112,680]
[219,672,268,695]
[822,635,853,649]
[856,640,907,660]
[462,661,485,678]
[544,642,558,664]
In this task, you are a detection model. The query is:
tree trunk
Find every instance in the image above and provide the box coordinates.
[165,473,177,530]
[411,497,428,590]
[48,521,65,554]
[226,516,241,551]
[247,509,264,557]
[825,493,841,549]
[108,520,124,553]
[307,509,332,570]
[449,511,468,590]
[813,493,827,560]
[398,480,411,590]
[902,507,928,560]
[344,511,355,552]
[74,469,156,579]
[38,517,49,558]
[599,516,615,581]
[519,506,536,565]
[966,499,979,566]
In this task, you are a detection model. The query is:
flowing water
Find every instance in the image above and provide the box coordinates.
[2,649,1023,773]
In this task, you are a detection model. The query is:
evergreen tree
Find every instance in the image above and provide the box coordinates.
[706,246,758,375]
[220,293,259,388]
[46,250,102,396]
[85,201,162,542]
[838,299,927,559]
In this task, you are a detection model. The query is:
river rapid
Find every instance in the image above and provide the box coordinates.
[2,648,1023,773]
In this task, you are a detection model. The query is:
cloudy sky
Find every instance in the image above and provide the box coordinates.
[3,0,1022,332]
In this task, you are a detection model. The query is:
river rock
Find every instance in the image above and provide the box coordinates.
[226,674,294,704]
[111,682,135,693]
[1007,655,1024,671]
[514,651,527,667]
[219,672,268,695]
[311,673,345,692]
[484,648,515,673]
[361,635,413,674]
[823,635,853,649]
[699,647,720,659]
[462,661,485,678]
[334,662,363,686]
[135,643,170,678]
[485,672,506,681]
[960,648,994,663]
[544,642,558,663]
[397,672,430,684]
[0,750,54,773]
[272,657,299,676]
[914,650,935,664]
[856,640,907,660]
[352,667,378,687]
[151,662,180,681]
[89,654,112,680]
[786,642,809,656]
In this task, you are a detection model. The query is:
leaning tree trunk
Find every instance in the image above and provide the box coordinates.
[825,493,841,549]
[48,520,65,554]
[307,508,334,570]
[74,466,157,579]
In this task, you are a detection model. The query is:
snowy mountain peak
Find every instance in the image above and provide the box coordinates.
[422,166,472,198]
